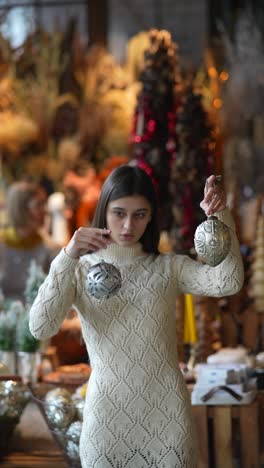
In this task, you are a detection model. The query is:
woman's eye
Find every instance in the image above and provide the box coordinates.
[135,213,145,219]
[114,211,124,218]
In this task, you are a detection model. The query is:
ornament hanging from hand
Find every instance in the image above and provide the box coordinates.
[86,262,122,300]
[194,176,231,267]
[194,215,231,266]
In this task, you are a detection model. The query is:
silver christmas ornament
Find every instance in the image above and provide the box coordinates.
[66,422,82,464]
[66,440,81,462]
[86,262,122,299]
[0,380,30,419]
[66,420,83,443]
[194,215,231,267]
[44,387,75,430]
[45,387,72,402]
[73,397,85,421]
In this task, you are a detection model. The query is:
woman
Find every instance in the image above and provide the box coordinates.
[0,181,57,301]
[29,166,244,467]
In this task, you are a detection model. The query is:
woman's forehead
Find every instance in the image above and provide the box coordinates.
[108,195,151,210]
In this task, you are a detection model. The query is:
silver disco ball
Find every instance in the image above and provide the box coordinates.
[194,215,231,267]
[86,262,122,299]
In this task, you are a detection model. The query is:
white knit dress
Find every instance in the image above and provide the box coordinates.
[29,209,244,468]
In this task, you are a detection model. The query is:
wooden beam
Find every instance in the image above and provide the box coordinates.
[0,1,87,7]
[240,401,260,468]
[213,406,232,468]
[87,0,108,47]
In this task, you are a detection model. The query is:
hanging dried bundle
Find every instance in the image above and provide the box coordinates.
[84,45,130,101]
[12,30,66,151]
[79,100,111,167]
[169,83,214,254]
[220,8,264,134]
[131,28,180,230]
[193,296,214,363]
[219,8,264,196]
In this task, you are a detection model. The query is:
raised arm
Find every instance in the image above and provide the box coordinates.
[29,249,79,340]
[29,226,112,340]
[174,175,244,297]
[175,208,244,297]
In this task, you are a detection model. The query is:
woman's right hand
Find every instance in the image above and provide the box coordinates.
[65,228,112,259]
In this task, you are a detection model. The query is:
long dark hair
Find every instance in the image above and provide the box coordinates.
[92,165,160,253]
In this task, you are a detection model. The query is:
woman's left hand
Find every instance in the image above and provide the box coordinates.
[200,175,226,216]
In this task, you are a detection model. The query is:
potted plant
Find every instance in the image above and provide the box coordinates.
[16,307,42,383]
[0,301,22,373]
[16,260,46,383]
[16,307,40,353]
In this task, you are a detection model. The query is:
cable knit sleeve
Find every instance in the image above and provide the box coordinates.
[173,208,244,297]
[29,249,79,340]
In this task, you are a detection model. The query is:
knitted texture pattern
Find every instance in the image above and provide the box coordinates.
[29,209,244,468]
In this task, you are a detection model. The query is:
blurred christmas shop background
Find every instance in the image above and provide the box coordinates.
[0,2,264,466]
[0,0,263,371]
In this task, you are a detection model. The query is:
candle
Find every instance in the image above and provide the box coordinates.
[184,293,197,344]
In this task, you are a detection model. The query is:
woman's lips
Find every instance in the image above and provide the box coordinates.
[120,234,133,240]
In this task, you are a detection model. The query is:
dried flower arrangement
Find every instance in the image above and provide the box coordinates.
[219,8,264,195]
[0,21,136,189]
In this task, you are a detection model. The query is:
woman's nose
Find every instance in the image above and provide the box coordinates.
[123,216,133,230]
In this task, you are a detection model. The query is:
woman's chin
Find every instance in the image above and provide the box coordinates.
[116,236,137,247]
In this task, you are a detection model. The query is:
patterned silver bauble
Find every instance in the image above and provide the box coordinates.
[0,380,30,418]
[66,420,83,443]
[73,397,85,421]
[66,421,82,463]
[86,262,122,299]
[44,387,75,430]
[66,440,81,462]
[194,215,231,267]
[45,387,72,402]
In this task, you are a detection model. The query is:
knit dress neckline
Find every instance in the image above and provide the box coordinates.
[91,242,147,264]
